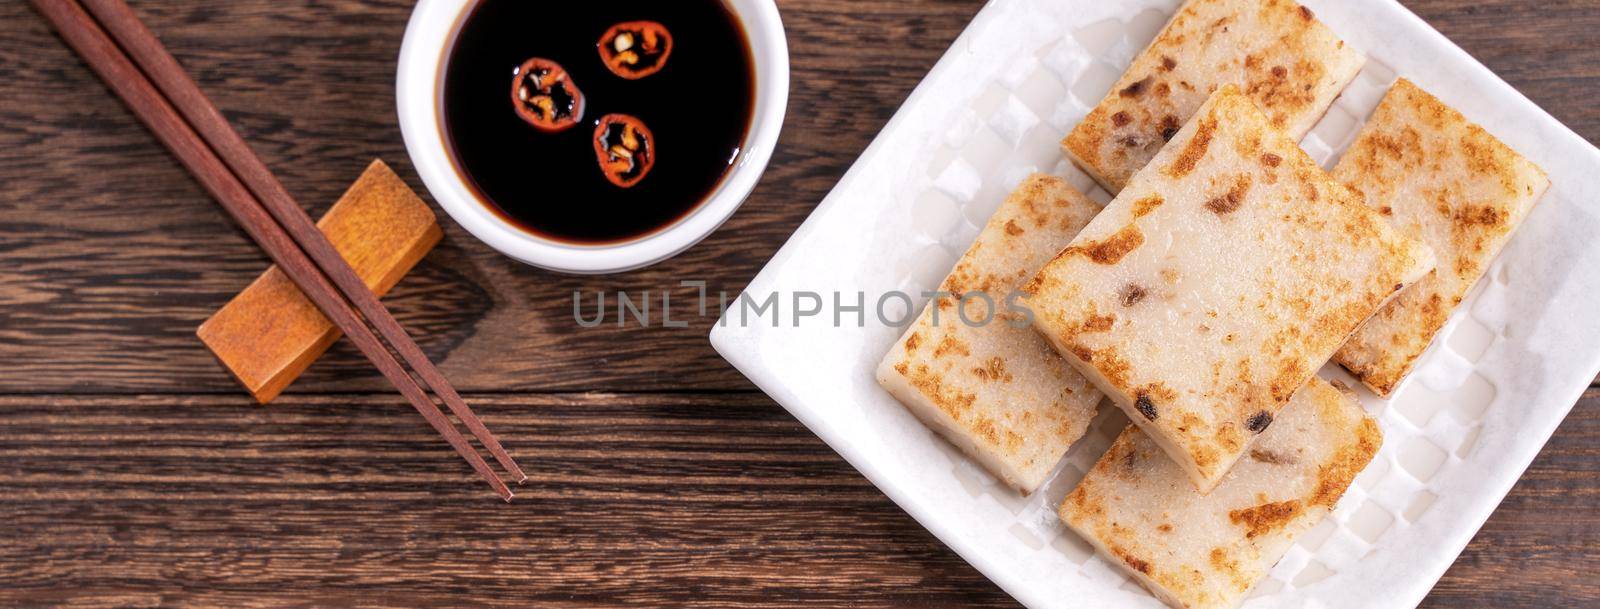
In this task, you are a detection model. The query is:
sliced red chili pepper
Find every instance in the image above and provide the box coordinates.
[597,21,673,80]
[593,113,655,188]
[510,57,584,132]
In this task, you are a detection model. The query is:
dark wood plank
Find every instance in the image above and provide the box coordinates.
[0,392,1014,608]
[0,390,1593,608]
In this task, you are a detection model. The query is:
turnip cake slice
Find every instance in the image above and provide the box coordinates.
[1060,378,1380,609]
[877,174,1105,494]
[1064,0,1364,193]
[1026,86,1432,493]
[1332,79,1549,396]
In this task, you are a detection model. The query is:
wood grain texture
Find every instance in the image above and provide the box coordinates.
[0,391,1594,608]
[0,392,1015,608]
[0,0,1595,607]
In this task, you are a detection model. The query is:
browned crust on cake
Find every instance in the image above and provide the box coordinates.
[1060,224,1146,265]
[1034,86,1432,493]
[1332,79,1549,395]
[1165,114,1218,178]
[1229,499,1302,538]
[1063,0,1365,192]
[1059,379,1383,609]
[1310,417,1382,508]
[876,174,1107,493]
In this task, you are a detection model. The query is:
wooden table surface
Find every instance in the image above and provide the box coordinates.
[1,0,1595,606]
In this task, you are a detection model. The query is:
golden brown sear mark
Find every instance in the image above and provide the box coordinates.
[1205,173,1254,215]
[1166,116,1217,178]
[1063,224,1145,265]
[1133,194,1164,218]
[1113,547,1153,574]
[1082,313,1116,332]
[1228,499,1303,539]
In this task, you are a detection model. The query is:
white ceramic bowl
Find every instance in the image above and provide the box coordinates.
[396,0,789,274]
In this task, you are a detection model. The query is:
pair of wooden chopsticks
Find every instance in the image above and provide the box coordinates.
[31,0,526,501]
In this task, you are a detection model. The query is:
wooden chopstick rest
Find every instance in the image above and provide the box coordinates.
[198,159,442,403]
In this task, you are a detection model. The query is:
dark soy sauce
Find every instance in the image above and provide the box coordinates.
[441,0,755,244]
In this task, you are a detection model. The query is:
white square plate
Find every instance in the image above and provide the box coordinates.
[710,0,1600,607]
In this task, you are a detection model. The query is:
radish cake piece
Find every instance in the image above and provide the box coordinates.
[1026,87,1432,492]
[878,174,1105,494]
[1060,378,1381,609]
[1064,0,1364,193]
[1332,79,1549,396]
